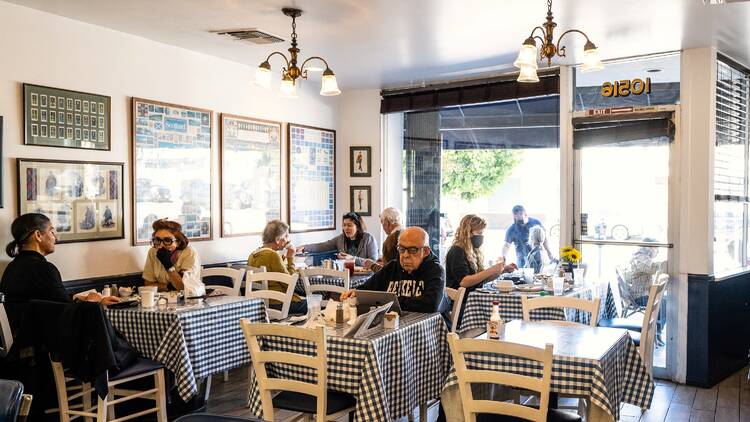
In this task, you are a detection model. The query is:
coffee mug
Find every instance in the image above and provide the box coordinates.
[141,290,156,308]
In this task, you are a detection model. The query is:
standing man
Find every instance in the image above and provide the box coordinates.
[501,205,554,268]
[363,207,403,272]
[342,226,446,313]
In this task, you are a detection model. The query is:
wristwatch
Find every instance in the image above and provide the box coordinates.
[168,267,176,273]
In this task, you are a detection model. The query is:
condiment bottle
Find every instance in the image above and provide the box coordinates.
[102,284,111,297]
[487,300,502,339]
[111,284,119,297]
[335,302,344,324]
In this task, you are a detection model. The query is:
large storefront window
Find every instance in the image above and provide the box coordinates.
[402,95,560,265]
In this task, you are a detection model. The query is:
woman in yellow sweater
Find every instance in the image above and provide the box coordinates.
[247,220,307,315]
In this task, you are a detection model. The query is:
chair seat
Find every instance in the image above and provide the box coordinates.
[273,390,356,415]
[598,317,642,332]
[175,413,265,422]
[109,358,165,381]
[477,407,582,422]
[0,379,23,421]
[459,327,487,339]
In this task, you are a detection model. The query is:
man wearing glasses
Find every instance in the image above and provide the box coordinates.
[341,227,446,313]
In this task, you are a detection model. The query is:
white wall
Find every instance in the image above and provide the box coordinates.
[0,1,342,281]
[335,89,384,243]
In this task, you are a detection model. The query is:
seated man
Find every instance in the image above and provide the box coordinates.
[363,207,403,272]
[342,226,446,313]
[0,213,119,334]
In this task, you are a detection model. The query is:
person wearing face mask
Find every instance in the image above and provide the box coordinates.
[501,205,554,268]
[247,220,307,315]
[142,219,201,291]
[445,215,507,294]
[300,212,378,266]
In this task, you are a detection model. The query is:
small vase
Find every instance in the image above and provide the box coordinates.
[563,262,574,283]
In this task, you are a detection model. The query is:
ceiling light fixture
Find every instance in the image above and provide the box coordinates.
[254,8,341,97]
[514,0,604,83]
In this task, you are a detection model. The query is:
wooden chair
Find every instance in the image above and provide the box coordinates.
[444,287,466,333]
[637,274,668,378]
[300,268,349,304]
[447,333,580,422]
[202,267,246,296]
[240,321,355,422]
[521,296,601,327]
[230,264,268,291]
[0,303,13,357]
[245,272,299,321]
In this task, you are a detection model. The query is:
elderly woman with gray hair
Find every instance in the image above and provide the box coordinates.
[525,225,546,274]
[247,219,307,315]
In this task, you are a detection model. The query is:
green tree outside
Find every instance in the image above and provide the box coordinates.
[441,149,520,201]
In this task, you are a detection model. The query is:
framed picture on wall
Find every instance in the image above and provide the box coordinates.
[0,116,3,209]
[350,185,372,216]
[220,113,282,237]
[350,146,371,177]
[17,158,124,243]
[132,98,213,245]
[287,123,336,233]
[23,83,111,150]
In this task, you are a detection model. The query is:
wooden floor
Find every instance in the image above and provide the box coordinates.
[206,366,750,421]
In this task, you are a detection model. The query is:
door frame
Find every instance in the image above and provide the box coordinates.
[570,104,680,380]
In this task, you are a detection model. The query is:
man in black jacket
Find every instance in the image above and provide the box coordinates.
[342,226,446,313]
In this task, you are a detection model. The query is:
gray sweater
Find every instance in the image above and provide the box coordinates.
[303,232,379,266]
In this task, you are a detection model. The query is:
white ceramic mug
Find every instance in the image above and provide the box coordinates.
[141,290,156,307]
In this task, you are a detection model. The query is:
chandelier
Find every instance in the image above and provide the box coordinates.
[513,0,604,83]
[254,8,340,97]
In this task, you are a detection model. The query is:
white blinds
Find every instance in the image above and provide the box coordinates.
[715,60,749,201]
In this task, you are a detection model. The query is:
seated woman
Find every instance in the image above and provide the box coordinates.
[525,226,546,274]
[446,214,507,294]
[143,219,201,291]
[0,213,120,333]
[301,212,378,266]
[247,220,307,315]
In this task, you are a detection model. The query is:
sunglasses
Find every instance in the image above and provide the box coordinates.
[152,237,177,246]
[397,245,425,255]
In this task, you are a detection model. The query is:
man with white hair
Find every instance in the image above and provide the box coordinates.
[342,226,446,313]
[363,207,403,272]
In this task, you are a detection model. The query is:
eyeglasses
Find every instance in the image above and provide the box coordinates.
[397,245,425,255]
[152,237,177,246]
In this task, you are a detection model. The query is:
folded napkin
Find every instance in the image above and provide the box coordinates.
[182,270,205,299]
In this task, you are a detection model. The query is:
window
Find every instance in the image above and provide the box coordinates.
[714,58,750,273]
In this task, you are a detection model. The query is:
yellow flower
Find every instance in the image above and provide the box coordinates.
[569,250,582,263]
[561,246,573,253]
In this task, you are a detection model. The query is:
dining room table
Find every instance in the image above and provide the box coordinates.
[246,312,451,422]
[457,283,618,334]
[106,295,267,401]
[441,320,654,421]
[294,269,373,296]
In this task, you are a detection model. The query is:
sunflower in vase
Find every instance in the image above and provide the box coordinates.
[559,246,582,272]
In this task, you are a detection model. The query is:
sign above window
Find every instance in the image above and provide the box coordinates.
[600,78,652,97]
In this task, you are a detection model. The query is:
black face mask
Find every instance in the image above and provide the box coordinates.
[471,235,484,249]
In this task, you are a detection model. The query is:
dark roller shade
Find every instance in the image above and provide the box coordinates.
[572,111,675,149]
[381,74,560,114]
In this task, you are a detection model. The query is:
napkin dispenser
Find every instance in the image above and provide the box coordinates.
[383,311,399,329]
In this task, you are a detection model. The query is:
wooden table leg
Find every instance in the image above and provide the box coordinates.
[586,401,615,422]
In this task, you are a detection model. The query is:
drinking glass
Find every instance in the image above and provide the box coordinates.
[552,276,565,296]
[307,294,323,321]
[573,268,585,285]
[522,268,535,283]
[344,258,355,276]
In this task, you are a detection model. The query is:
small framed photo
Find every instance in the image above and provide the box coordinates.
[350,185,372,216]
[49,96,57,109]
[49,126,56,138]
[57,97,64,109]
[66,98,73,110]
[31,124,38,137]
[49,111,56,124]
[40,95,47,107]
[40,125,48,137]
[350,146,372,177]
[83,115,90,127]
[83,100,89,113]
[74,99,81,111]
[30,109,38,121]
[99,103,104,115]
[58,111,65,124]
[66,127,73,139]
[30,93,39,106]
[40,110,47,122]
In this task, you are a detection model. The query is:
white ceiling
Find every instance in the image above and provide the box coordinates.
[6,0,750,90]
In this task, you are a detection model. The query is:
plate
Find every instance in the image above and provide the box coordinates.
[514,284,544,293]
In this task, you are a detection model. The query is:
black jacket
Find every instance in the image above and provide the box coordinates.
[0,251,70,334]
[358,252,447,313]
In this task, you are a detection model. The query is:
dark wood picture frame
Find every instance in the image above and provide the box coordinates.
[219,113,282,237]
[131,97,213,245]
[17,158,125,244]
[350,185,372,216]
[287,123,336,233]
[23,83,112,150]
[350,146,372,177]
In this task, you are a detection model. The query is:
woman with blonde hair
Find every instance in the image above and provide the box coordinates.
[445,214,506,292]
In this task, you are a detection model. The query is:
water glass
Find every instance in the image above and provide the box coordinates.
[522,268,535,283]
[552,276,565,296]
[307,294,323,320]
[573,268,585,285]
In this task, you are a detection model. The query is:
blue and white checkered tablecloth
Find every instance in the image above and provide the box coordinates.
[295,273,372,296]
[247,312,451,421]
[443,329,653,420]
[459,285,618,333]
[107,296,267,401]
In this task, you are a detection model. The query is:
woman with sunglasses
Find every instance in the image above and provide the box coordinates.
[143,219,201,291]
[301,212,378,266]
